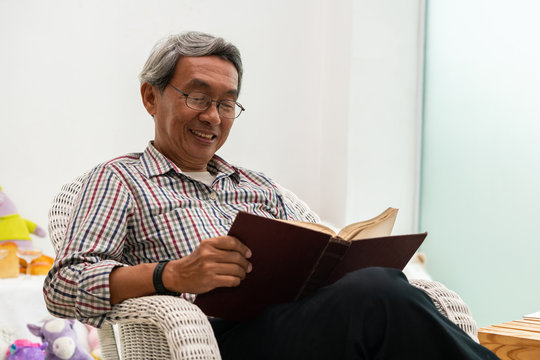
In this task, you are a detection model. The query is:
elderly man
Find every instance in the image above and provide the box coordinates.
[44,32,498,359]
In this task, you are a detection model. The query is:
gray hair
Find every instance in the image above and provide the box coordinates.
[139,31,243,94]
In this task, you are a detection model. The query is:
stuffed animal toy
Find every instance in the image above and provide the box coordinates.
[27,318,93,360]
[5,339,46,360]
[0,186,46,249]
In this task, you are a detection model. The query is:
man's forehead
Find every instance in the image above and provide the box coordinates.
[174,56,239,94]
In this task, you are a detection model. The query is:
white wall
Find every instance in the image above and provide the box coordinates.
[346,0,424,234]
[0,1,421,257]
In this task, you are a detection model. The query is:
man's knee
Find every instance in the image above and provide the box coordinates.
[328,267,412,305]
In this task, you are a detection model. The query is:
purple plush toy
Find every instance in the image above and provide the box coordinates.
[6,339,47,360]
[27,319,92,360]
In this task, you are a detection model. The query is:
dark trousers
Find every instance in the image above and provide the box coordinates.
[210,267,499,359]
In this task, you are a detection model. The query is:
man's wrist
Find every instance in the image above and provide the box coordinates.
[153,260,181,296]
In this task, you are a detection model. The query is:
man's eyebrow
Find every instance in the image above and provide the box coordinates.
[187,78,238,97]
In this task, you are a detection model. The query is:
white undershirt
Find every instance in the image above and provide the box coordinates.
[183,171,217,187]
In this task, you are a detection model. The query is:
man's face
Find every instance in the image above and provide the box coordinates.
[143,56,239,172]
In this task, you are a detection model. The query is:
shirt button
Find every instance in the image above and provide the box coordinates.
[209,192,217,200]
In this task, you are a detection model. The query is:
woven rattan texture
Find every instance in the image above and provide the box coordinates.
[410,279,479,341]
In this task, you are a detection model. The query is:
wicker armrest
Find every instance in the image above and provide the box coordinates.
[100,295,221,360]
[409,279,479,342]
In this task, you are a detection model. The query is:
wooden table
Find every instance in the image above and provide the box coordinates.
[478,318,540,360]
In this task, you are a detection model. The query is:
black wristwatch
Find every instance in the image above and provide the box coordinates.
[153,260,181,296]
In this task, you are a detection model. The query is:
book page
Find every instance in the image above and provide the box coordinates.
[337,207,398,241]
[523,310,540,319]
[282,220,336,236]
[280,207,398,239]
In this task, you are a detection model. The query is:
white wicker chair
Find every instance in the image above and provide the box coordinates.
[48,174,221,360]
[47,174,479,359]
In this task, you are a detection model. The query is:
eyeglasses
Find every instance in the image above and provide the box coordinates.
[168,84,245,119]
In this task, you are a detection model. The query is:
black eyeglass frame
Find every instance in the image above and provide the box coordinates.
[168,84,245,119]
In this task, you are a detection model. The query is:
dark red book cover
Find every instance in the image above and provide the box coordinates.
[193,212,426,321]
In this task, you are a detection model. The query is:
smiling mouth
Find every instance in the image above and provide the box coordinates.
[190,129,216,140]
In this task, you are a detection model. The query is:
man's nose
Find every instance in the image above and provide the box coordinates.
[199,102,221,125]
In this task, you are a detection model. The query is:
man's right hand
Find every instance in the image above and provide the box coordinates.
[109,236,251,305]
[162,236,252,294]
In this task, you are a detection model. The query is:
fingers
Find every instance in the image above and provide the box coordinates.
[207,262,250,283]
[212,274,245,288]
[196,247,251,274]
[199,236,252,272]
[164,236,253,294]
[193,261,250,292]
[205,236,252,259]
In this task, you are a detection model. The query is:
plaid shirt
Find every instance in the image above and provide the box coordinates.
[44,143,319,327]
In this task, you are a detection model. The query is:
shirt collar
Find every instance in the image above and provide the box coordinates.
[140,142,240,182]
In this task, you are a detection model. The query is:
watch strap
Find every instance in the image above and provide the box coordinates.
[153,260,181,296]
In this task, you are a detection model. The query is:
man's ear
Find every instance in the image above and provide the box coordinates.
[141,82,158,116]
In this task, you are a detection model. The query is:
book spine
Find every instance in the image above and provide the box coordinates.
[296,237,351,300]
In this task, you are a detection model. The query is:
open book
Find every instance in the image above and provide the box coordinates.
[194,208,427,321]
[283,207,399,240]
